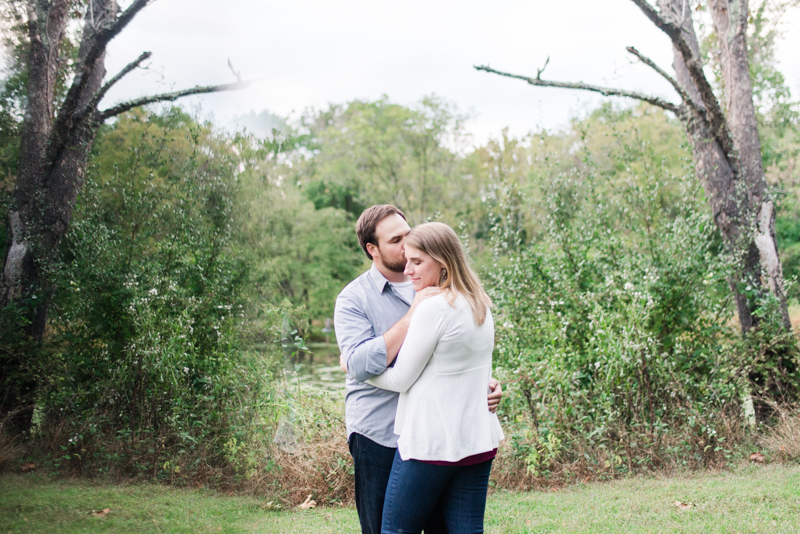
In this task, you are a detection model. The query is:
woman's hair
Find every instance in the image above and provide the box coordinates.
[405,222,492,325]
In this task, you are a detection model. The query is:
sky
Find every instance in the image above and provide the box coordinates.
[9,0,800,145]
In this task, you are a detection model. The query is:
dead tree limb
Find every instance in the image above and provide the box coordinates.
[85,51,153,114]
[474,64,682,115]
[624,46,696,113]
[100,80,257,120]
[630,0,735,160]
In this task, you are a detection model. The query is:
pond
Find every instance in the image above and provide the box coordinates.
[279,342,347,395]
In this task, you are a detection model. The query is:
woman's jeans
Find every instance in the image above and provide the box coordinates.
[381,449,493,534]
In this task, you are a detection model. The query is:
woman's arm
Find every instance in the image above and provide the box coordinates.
[366,298,445,393]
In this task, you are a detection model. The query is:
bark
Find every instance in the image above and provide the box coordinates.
[708,0,791,329]
[653,0,760,333]
[1,0,252,428]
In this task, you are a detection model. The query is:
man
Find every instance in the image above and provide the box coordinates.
[334,204,502,534]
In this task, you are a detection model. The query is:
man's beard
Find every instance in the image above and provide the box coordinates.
[380,251,406,273]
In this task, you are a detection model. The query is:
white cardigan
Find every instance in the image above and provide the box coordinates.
[367,292,504,462]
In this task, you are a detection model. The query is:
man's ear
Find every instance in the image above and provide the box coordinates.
[366,242,379,260]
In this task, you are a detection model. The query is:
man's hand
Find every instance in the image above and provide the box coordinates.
[488,378,502,413]
[340,351,348,373]
[408,286,442,315]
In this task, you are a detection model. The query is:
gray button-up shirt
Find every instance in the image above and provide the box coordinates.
[334,265,413,448]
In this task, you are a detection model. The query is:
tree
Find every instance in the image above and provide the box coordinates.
[476,0,792,337]
[1,0,250,429]
[295,96,468,224]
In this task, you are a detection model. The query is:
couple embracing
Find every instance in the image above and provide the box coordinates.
[335,205,505,534]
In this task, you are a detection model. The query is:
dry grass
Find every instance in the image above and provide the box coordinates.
[488,404,751,493]
[245,428,353,507]
[0,416,26,473]
[761,406,800,462]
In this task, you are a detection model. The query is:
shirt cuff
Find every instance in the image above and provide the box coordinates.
[364,336,389,377]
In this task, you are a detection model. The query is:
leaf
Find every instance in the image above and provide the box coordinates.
[673,501,692,510]
[20,462,36,472]
[91,508,111,517]
[749,452,765,463]
[297,495,316,509]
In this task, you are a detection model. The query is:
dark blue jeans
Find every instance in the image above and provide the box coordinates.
[349,433,447,534]
[381,450,493,534]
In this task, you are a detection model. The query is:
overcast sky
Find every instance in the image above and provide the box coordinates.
[11,0,800,144]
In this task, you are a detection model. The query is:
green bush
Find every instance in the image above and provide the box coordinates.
[486,116,750,480]
[27,109,282,479]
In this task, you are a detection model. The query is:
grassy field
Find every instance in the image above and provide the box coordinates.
[1,465,799,533]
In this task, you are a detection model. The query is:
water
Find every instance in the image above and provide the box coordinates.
[283,342,347,395]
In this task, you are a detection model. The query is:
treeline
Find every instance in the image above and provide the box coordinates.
[1,93,800,493]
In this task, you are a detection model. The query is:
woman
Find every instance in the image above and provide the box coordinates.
[366,222,504,534]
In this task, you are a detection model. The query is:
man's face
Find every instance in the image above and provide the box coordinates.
[370,214,411,273]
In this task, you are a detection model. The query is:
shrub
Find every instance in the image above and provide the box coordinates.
[485,116,751,484]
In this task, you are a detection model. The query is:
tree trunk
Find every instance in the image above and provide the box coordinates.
[1,0,249,433]
[708,0,791,330]
[655,0,791,334]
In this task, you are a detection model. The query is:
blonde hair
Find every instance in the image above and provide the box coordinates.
[405,222,492,325]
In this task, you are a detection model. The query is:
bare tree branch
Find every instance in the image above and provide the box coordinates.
[227,58,242,83]
[90,0,153,58]
[629,0,735,157]
[625,45,698,113]
[58,0,152,126]
[629,0,681,39]
[474,64,682,115]
[100,80,257,120]
[84,51,152,114]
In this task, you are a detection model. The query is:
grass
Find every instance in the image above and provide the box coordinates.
[1,465,799,533]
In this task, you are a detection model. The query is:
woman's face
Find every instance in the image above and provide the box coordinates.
[404,245,445,291]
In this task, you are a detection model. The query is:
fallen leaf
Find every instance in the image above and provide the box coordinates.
[297,495,316,510]
[91,508,111,518]
[673,501,692,510]
[20,462,36,472]
[324,513,332,520]
[750,452,765,463]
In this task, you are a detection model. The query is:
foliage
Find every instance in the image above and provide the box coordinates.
[2,107,358,480]
[486,110,752,479]
[29,108,264,477]
[292,95,470,224]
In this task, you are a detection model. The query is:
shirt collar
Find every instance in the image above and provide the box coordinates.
[369,264,391,293]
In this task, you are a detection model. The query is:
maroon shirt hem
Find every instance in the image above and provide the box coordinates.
[420,448,498,466]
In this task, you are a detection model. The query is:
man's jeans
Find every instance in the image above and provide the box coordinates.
[349,433,396,534]
[381,449,493,534]
[349,433,447,534]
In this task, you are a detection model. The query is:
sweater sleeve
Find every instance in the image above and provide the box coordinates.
[366,298,445,393]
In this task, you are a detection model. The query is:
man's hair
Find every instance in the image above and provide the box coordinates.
[356,205,407,260]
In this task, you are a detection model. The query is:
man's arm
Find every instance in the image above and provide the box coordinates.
[335,292,392,382]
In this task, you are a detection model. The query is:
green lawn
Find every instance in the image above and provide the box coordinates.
[1,465,799,533]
